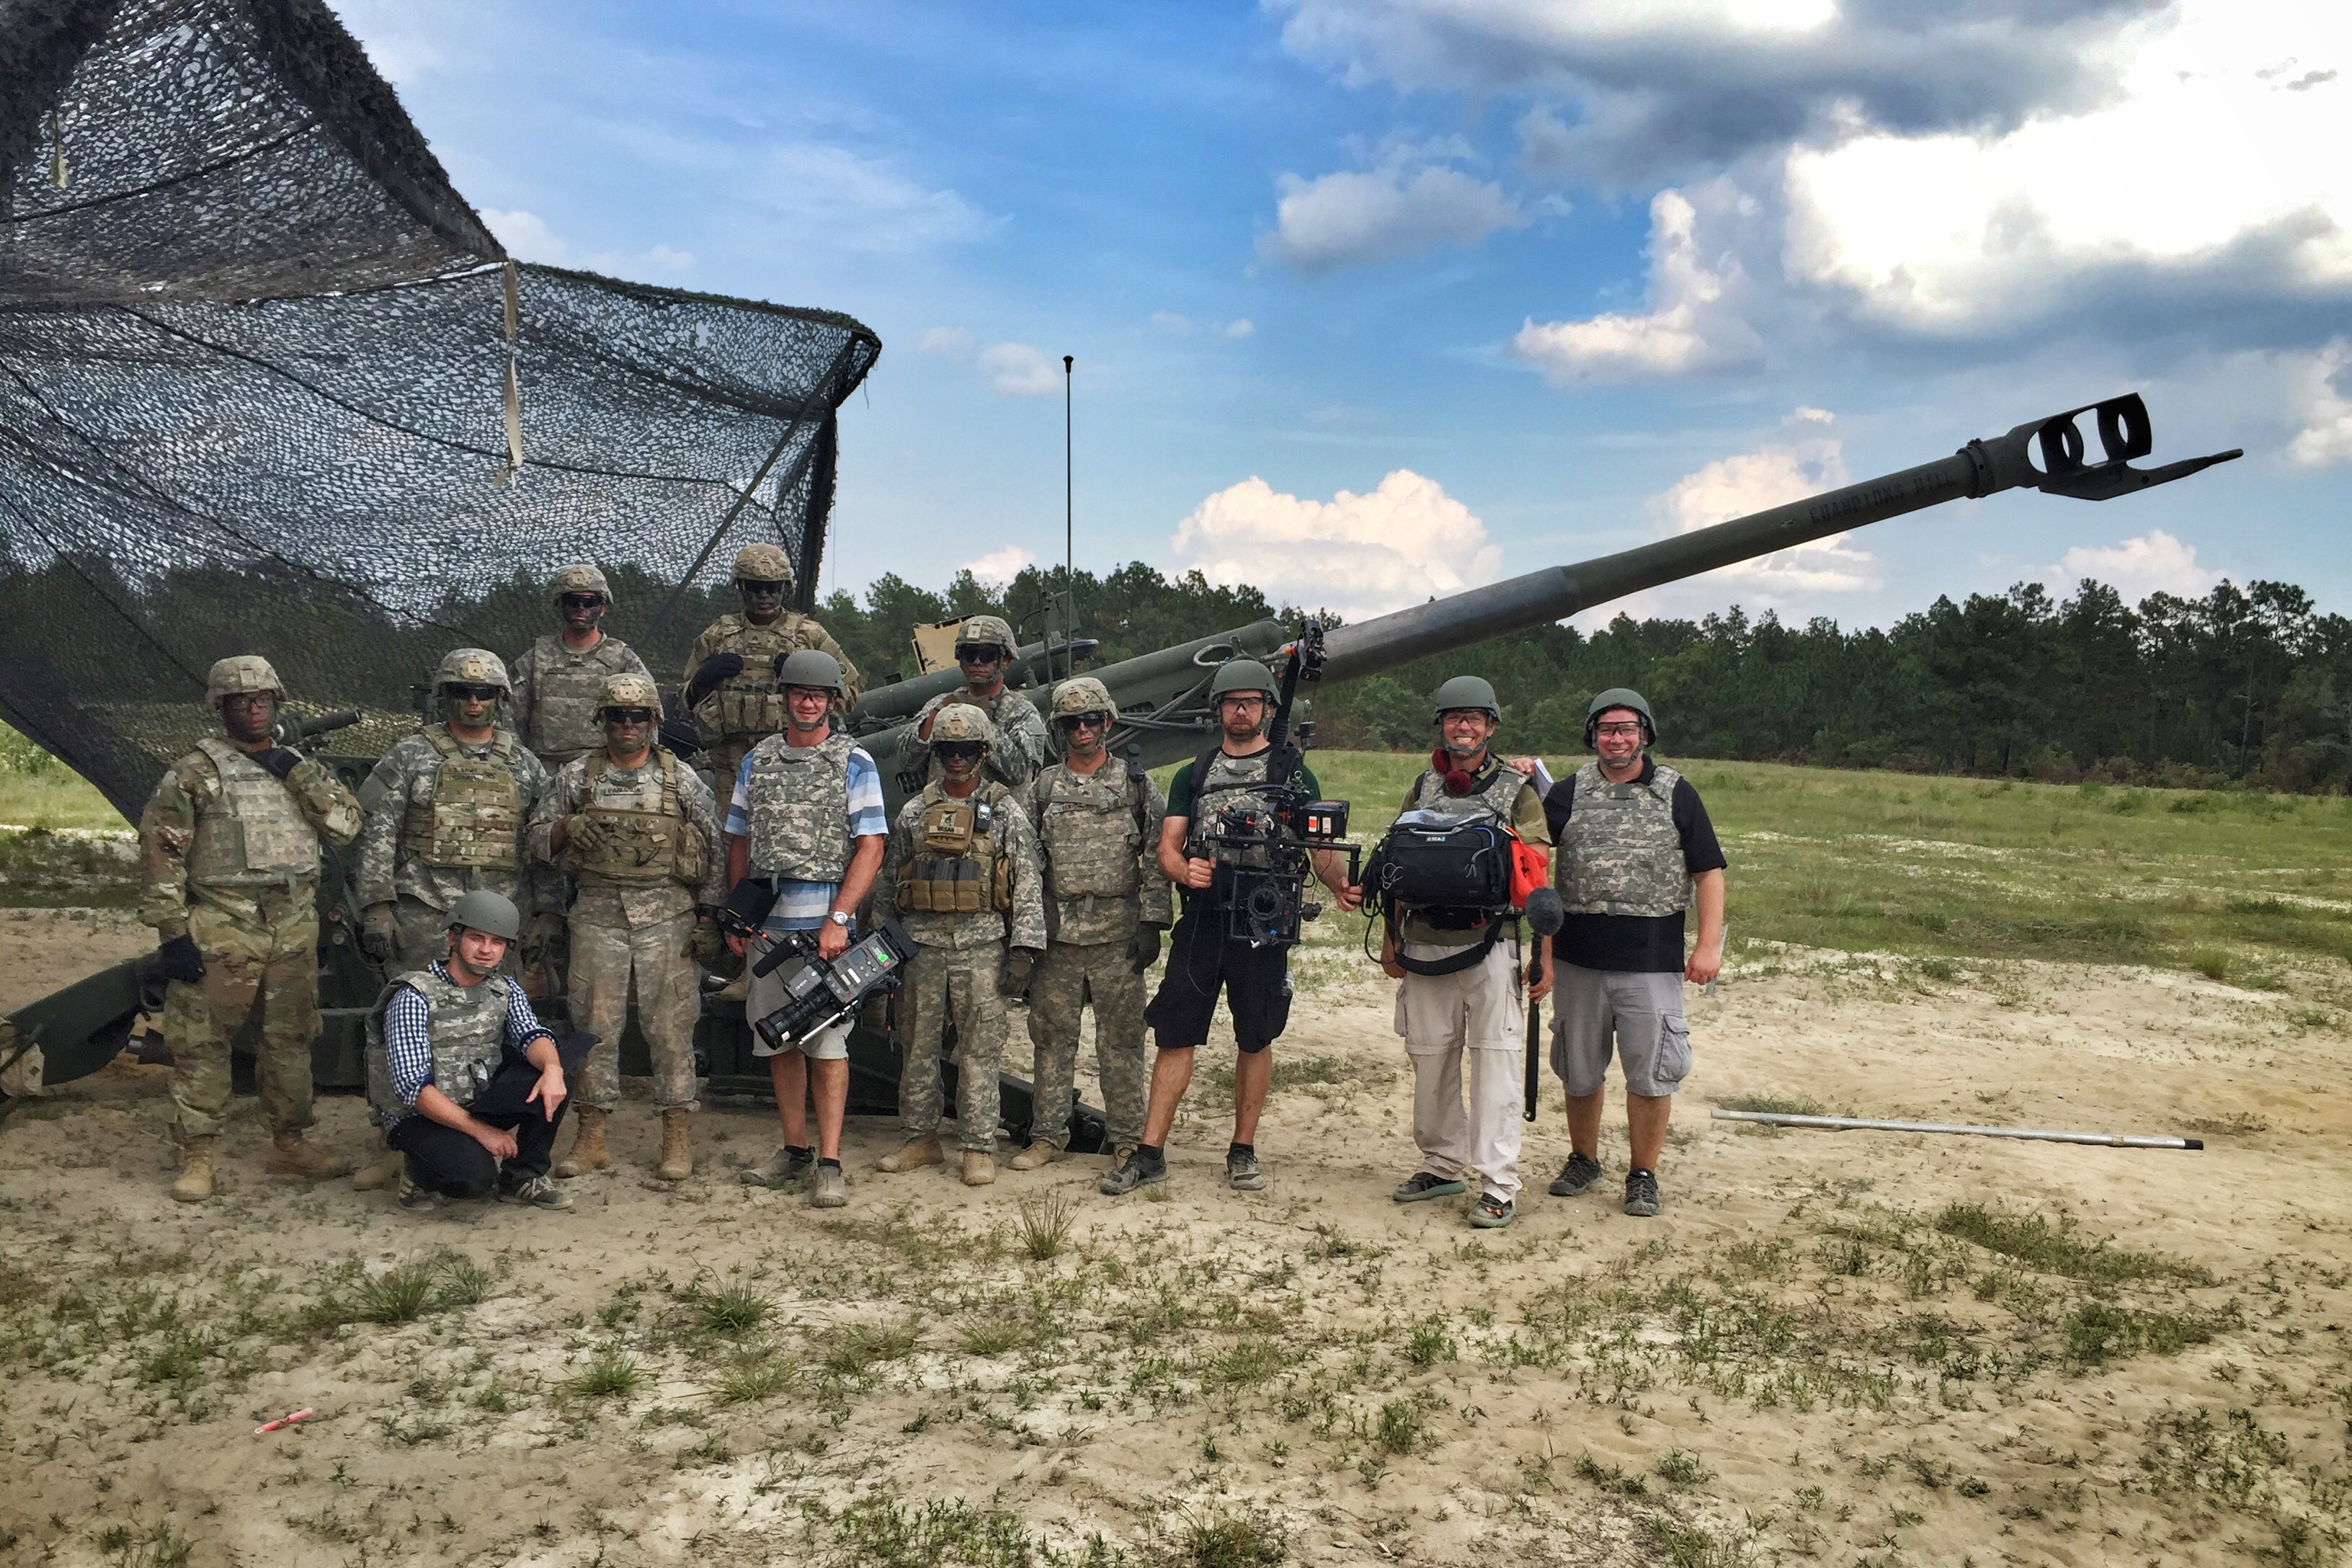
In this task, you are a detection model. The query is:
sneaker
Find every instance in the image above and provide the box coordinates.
[1392,1171,1466,1203]
[499,1172,574,1211]
[1100,1150,1167,1196]
[1226,1148,1267,1192]
[1549,1152,1605,1198]
[1469,1193,1515,1229]
[398,1179,439,1212]
[810,1163,847,1209]
[1623,1169,1661,1219]
[740,1146,816,1190]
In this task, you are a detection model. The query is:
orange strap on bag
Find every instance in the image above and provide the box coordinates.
[1507,834,1549,909]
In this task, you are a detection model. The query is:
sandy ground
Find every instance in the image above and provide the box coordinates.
[3,914,2349,1567]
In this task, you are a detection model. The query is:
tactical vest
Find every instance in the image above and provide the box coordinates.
[401,726,521,870]
[1032,764,1146,901]
[1182,745,1296,866]
[1555,760,1690,918]
[1404,760,1528,829]
[364,966,514,1122]
[571,749,709,886]
[744,729,857,883]
[525,634,641,761]
[183,737,321,888]
[703,614,820,741]
[896,781,1013,914]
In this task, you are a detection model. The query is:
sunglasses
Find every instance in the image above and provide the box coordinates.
[558,593,607,611]
[444,683,502,703]
[932,741,985,762]
[739,579,787,594]
[954,645,1006,664]
[1056,710,1111,732]
[601,707,657,725]
[1593,721,1645,737]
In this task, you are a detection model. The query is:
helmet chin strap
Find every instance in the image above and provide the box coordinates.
[1429,748,1478,796]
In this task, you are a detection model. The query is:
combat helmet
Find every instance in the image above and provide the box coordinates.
[731,543,795,588]
[1431,674,1501,723]
[1585,687,1657,746]
[445,888,522,941]
[954,615,1018,658]
[1208,659,1277,700]
[930,703,994,747]
[599,672,662,713]
[549,562,612,604]
[775,649,846,696]
[205,655,284,707]
[434,647,511,696]
[1051,676,1115,721]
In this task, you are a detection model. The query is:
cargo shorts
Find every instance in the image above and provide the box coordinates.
[1549,964,1691,1099]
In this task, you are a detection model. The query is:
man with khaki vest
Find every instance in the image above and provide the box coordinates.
[137,656,364,1201]
[873,703,1047,1185]
[530,673,727,1181]
[681,543,863,786]
[1011,677,1168,1170]
[894,615,1053,792]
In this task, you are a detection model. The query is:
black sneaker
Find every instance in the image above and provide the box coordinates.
[1623,1169,1661,1219]
[398,1179,439,1211]
[1226,1147,1267,1192]
[1392,1170,1466,1203]
[1549,1152,1604,1197]
[1100,1150,1167,1196]
[499,1171,574,1211]
[740,1146,816,1189]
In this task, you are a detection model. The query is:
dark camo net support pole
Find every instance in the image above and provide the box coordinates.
[0,0,881,820]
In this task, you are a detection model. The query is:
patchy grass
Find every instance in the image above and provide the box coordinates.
[1017,1193,1077,1261]
[1933,1204,2214,1286]
[561,1345,646,1402]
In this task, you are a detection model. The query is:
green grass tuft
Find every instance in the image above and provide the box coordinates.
[561,1344,646,1401]
[1934,1204,2214,1286]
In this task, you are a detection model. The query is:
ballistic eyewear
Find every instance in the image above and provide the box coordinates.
[739,579,787,594]
[600,707,658,725]
[442,683,503,703]
[932,741,986,763]
[1056,710,1112,732]
[558,592,607,611]
[953,644,1006,665]
[1593,721,1645,737]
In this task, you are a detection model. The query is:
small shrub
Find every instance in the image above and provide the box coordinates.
[1657,1449,1713,1488]
[689,1278,772,1335]
[561,1344,645,1401]
[1404,1315,1455,1368]
[1376,1399,1420,1454]
[2188,946,2234,981]
[1016,1193,1075,1261]
[354,1260,438,1324]
[1175,1502,1288,1567]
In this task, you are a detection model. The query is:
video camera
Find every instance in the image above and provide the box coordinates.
[747,919,915,1053]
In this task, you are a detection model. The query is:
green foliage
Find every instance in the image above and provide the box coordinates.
[1170,1504,1286,1568]
[1933,1206,2213,1286]
[352,1260,439,1324]
[814,1493,1131,1567]
[561,1344,646,1401]
[687,1277,773,1335]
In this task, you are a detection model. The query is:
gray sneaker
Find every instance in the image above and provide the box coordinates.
[741,1146,816,1189]
[1469,1193,1515,1229]
[1226,1148,1267,1192]
[1623,1169,1661,1219]
[398,1179,439,1212]
[499,1172,574,1211]
[810,1162,847,1209]
[1549,1152,1605,1197]
[1100,1152,1167,1195]
[1393,1171,1466,1203]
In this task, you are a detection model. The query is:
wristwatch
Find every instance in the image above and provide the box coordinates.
[827,911,852,929]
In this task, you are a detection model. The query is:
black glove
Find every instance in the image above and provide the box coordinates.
[685,652,745,705]
[361,904,396,964]
[158,933,206,984]
[1126,922,1164,974]
[253,747,303,780]
[658,713,704,759]
[999,948,1038,999]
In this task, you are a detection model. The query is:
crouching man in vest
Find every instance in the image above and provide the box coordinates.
[873,703,1047,1187]
[368,891,587,1210]
[138,656,365,1203]
[531,673,726,1182]
[1378,677,1552,1230]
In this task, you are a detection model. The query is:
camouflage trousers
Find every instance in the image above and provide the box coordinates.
[1027,938,1146,1149]
[899,941,1005,1152]
[165,903,320,1138]
[568,909,702,1113]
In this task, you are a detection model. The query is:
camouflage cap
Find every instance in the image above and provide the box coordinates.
[434,647,511,695]
[930,703,994,747]
[731,543,796,587]
[954,615,1017,654]
[550,561,612,603]
[600,672,662,711]
[1051,676,1115,719]
[205,654,284,706]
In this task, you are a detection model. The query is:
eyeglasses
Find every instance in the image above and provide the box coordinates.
[739,579,786,594]
[601,707,657,725]
[1056,711,1111,732]
[932,741,985,762]
[785,685,836,702]
[1218,694,1267,708]
[443,683,502,703]
[1593,721,1645,737]
[558,593,607,611]
[954,645,1006,665]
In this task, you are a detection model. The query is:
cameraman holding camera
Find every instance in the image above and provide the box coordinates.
[1103,660,1360,1197]
[1377,677,1552,1229]
[723,651,888,1209]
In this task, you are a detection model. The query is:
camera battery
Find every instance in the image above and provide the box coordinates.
[1301,800,1350,842]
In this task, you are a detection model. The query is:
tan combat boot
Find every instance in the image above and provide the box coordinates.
[876,1132,943,1173]
[267,1129,354,1180]
[962,1150,997,1187]
[1007,1141,1064,1172]
[352,1149,405,1191]
[170,1134,216,1203]
[656,1108,692,1182]
[556,1106,610,1178]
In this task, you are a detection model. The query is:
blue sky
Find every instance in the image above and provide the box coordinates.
[340,0,2352,629]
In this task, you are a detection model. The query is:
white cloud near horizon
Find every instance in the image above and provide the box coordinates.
[481,208,693,275]
[1260,139,1525,274]
[2289,339,2352,467]
[963,545,1035,584]
[2047,531,2220,605]
[916,326,976,358]
[1170,470,1502,620]
[978,342,1061,396]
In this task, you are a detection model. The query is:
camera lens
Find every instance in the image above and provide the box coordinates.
[1245,882,1284,921]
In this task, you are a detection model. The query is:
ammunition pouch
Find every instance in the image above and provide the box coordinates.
[566,750,708,886]
[897,855,1011,914]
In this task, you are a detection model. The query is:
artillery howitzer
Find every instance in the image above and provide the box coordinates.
[3,394,2237,1146]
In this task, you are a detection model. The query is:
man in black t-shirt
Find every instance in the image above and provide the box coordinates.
[1538,689,1725,1218]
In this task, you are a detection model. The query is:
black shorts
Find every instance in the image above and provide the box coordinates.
[1143,901,1293,1054]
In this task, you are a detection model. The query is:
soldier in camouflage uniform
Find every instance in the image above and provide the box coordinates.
[873,703,1047,1186]
[894,614,1053,792]
[682,543,863,787]
[1010,677,1169,1170]
[530,673,726,1183]
[508,564,656,771]
[138,656,365,1201]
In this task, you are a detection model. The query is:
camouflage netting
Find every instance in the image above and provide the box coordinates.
[0,0,881,820]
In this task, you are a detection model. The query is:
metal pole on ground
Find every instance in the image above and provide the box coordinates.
[1710,1109,2202,1149]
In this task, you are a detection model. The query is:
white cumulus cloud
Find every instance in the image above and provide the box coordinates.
[756,142,999,254]
[2289,339,2352,467]
[2047,531,2219,605]
[1512,188,1760,380]
[481,209,569,264]
[978,343,1061,396]
[1647,414,1871,594]
[1170,470,1502,620]
[962,545,1035,585]
[1260,141,1524,274]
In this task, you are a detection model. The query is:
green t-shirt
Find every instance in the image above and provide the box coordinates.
[1165,754,1322,820]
